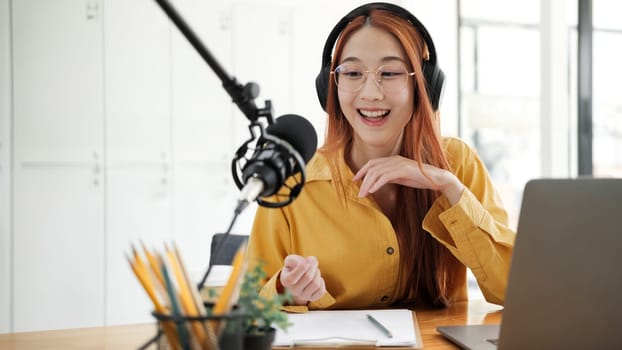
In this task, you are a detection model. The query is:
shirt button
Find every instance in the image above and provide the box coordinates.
[386,247,395,255]
[381,295,389,302]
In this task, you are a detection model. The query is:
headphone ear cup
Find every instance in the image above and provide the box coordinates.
[315,64,331,111]
[422,61,445,111]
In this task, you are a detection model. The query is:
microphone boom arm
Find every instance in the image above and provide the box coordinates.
[153,0,273,124]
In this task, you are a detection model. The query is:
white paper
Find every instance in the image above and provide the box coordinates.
[191,265,233,287]
[274,309,418,347]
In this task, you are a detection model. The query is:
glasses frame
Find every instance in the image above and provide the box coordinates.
[330,63,416,93]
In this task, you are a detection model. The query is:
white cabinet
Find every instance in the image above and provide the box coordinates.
[13,0,104,162]
[13,167,105,331]
[11,0,105,331]
[103,0,175,325]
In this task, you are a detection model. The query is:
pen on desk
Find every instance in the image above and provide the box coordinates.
[366,313,393,338]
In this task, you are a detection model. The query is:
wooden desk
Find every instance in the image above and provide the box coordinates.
[416,300,502,349]
[0,300,502,349]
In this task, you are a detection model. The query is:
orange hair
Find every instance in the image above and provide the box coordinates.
[319,9,460,307]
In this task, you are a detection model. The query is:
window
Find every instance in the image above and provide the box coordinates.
[460,0,547,229]
[460,0,621,301]
[459,0,578,300]
[593,0,622,177]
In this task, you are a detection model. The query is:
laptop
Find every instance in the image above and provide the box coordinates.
[437,178,622,350]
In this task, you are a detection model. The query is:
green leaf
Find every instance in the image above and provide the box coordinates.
[237,260,293,333]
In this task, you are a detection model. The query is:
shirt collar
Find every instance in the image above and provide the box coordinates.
[305,149,352,182]
[305,149,378,209]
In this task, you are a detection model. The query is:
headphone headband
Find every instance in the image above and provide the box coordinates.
[315,2,445,111]
[320,3,438,69]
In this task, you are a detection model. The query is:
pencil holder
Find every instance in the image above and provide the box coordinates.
[142,304,247,350]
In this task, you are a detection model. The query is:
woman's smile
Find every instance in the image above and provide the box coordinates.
[358,108,390,126]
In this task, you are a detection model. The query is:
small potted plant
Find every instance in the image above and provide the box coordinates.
[237,261,292,350]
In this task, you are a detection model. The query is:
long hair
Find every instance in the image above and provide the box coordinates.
[319,9,461,307]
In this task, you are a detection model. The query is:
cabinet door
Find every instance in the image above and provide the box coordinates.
[13,167,104,331]
[0,0,10,334]
[12,0,103,162]
[105,166,172,325]
[12,0,105,332]
[103,0,173,325]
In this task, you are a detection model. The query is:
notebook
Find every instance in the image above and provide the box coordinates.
[273,309,422,348]
[437,178,622,350]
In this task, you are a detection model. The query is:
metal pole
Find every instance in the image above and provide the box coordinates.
[577,0,593,175]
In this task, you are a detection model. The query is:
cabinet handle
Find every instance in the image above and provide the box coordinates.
[219,12,231,31]
[93,162,100,186]
[86,1,100,21]
[278,19,290,35]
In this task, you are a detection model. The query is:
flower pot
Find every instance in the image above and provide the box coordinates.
[244,327,276,350]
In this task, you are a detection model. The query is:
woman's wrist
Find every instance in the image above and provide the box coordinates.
[293,296,310,305]
[441,173,464,206]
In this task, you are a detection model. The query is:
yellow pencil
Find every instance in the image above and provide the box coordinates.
[127,252,181,350]
[166,244,211,350]
[140,245,171,314]
[173,243,218,349]
[141,240,165,288]
[211,243,247,334]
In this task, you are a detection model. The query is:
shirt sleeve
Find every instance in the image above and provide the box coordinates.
[422,138,516,305]
[247,205,337,312]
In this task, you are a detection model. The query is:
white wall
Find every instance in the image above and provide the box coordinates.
[0,0,12,335]
[2,0,457,333]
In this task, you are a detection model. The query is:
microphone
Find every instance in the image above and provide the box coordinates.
[233,114,318,213]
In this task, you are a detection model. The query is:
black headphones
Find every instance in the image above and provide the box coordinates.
[315,2,445,112]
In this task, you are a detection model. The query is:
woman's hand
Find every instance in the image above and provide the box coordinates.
[280,255,326,305]
[352,155,464,205]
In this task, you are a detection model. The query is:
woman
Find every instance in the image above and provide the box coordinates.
[246,2,515,311]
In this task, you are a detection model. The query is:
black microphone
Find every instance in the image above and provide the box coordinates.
[233,114,318,213]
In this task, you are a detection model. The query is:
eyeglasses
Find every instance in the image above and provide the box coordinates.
[331,63,416,93]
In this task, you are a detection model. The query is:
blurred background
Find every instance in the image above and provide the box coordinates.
[1,0,620,333]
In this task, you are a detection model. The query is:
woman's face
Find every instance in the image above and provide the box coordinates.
[337,25,415,153]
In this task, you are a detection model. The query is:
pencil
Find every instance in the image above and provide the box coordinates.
[366,313,393,338]
[127,253,181,350]
[211,243,247,334]
[161,259,192,350]
[172,243,218,349]
[140,240,165,288]
[166,244,213,350]
[139,243,171,314]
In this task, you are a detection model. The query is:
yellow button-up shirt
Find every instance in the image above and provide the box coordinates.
[246,137,515,311]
